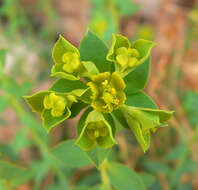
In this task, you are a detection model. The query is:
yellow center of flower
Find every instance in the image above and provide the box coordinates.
[101,80,120,112]
[116,47,140,70]
[86,121,109,140]
[62,52,80,73]
[88,72,126,113]
[43,93,66,117]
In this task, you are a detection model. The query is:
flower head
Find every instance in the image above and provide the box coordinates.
[88,72,126,113]
[76,110,117,150]
[62,52,81,74]
[107,34,155,77]
[43,92,66,117]
[116,47,140,70]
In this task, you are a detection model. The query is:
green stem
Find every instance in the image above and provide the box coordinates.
[100,160,111,190]
[6,180,12,190]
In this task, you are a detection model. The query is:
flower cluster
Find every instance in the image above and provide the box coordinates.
[25,31,173,152]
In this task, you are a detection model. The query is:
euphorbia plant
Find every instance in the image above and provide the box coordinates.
[24,30,173,173]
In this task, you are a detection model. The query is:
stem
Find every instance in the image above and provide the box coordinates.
[6,180,12,190]
[100,160,111,190]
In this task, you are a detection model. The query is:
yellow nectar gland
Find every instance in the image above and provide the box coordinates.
[43,93,66,117]
[86,122,109,140]
[62,52,80,73]
[116,47,140,69]
[89,72,126,113]
[101,81,119,112]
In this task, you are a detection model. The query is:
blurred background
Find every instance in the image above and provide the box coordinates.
[0,0,198,189]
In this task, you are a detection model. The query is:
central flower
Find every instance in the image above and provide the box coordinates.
[116,47,140,70]
[88,72,126,113]
[62,52,81,73]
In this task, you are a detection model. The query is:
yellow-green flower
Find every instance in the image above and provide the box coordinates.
[51,35,85,80]
[43,92,67,117]
[116,47,140,70]
[88,72,126,113]
[62,52,81,73]
[76,110,117,150]
[107,34,155,77]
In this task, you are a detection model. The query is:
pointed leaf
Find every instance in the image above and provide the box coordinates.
[0,49,7,77]
[0,160,27,180]
[125,91,157,109]
[86,145,111,168]
[51,68,80,80]
[124,57,150,95]
[42,107,71,133]
[50,140,91,167]
[24,91,49,113]
[80,30,110,73]
[106,34,130,62]
[50,78,87,93]
[106,162,145,190]
[52,35,79,65]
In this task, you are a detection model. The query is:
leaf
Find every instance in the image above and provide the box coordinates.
[86,145,111,168]
[50,78,87,93]
[125,91,157,109]
[42,107,71,133]
[51,35,80,80]
[82,61,100,77]
[24,91,49,113]
[51,68,80,80]
[144,160,171,175]
[0,95,9,113]
[112,92,156,130]
[52,34,79,65]
[0,49,7,77]
[131,39,155,66]
[106,162,145,190]
[11,130,31,152]
[124,106,173,125]
[77,107,93,136]
[106,34,130,62]
[0,160,27,180]
[182,90,198,128]
[50,139,91,167]
[79,30,110,73]
[69,102,88,119]
[121,106,173,152]
[170,157,197,188]
[115,0,140,16]
[1,78,31,98]
[139,172,155,189]
[112,109,129,130]
[165,143,189,161]
[124,57,150,95]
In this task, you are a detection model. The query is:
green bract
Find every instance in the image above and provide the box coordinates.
[76,110,116,151]
[24,90,77,132]
[24,30,173,156]
[51,35,97,80]
[121,105,174,152]
[107,34,155,77]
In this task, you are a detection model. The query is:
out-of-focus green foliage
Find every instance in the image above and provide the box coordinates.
[89,0,139,41]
